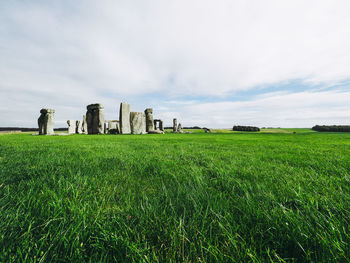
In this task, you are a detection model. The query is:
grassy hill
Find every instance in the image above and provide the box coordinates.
[0,130,349,262]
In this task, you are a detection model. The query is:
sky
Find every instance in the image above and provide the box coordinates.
[1,0,350,128]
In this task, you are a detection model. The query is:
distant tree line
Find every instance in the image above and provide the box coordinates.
[312,125,350,132]
[232,125,260,132]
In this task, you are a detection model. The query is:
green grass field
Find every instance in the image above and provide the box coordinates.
[0,130,349,262]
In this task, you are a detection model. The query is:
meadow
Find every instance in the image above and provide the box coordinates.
[0,129,349,262]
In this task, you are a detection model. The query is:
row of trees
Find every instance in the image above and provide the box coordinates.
[232,125,260,132]
[312,125,350,132]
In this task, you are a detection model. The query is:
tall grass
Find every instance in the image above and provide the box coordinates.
[0,131,349,262]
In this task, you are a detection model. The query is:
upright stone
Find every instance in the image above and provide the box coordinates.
[67,120,76,134]
[107,120,119,134]
[104,122,108,134]
[115,120,120,134]
[177,123,182,132]
[38,108,55,135]
[82,115,88,134]
[86,110,93,134]
[153,119,164,131]
[76,120,83,134]
[119,102,131,134]
[130,112,146,134]
[86,104,105,134]
[173,118,177,132]
[145,108,154,132]
[108,121,117,130]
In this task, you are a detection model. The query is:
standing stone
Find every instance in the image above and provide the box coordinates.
[119,102,131,134]
[67,120,76,134]
[76,120,83,134]
[173,118,177,132]
[107,120,119,134]
[86,110,93,134]
[104,122,108,134]
[115,120,120,134]
[145,108,154,132]
[38,108,55,135]
[108,121,117,130]
[153,119,164,131]
[86,104,105,134]
[96,104,105,134]
[130,112,146,134]
[177,123,182,132]
[82,115,88,134]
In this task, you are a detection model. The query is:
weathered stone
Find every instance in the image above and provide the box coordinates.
[76,120,83,134]
[130,112,146,134]
[103,120,118,134]
[119,102,131,134]
[38,108,55,135]
[154,119,164,131]
[67,120,76,134]
[86,104,105,134]
[86,111,93,134]
[82,115,88,134]
[177,123,182,132]
[173,118,177,132]
[108,121,117,130]
[104,122,108,134]
[107,120,120,134]
[145,108,154,132]
[116,120,120,134]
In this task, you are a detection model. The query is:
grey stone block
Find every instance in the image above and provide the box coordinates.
[173,118,177,132]
[76,120,83,134]
[119,102,131,134]
[38,108,55,135]
[145,108,154,132]
[154,119,164,131]
[86,104,105,134]
[130,112,146,134]
[67,120,76,134]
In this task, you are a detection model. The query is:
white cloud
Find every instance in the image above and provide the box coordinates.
[0,0,350,127]
[163,90,350,128]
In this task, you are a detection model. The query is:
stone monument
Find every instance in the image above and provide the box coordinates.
[107,120,119,134]
[177,123,182,132]
[82,115,88,134]
[145,108,155,132]
[130,112,146,134]
[104,122,108,134]
[38,108,55,135]
[110,120,120,134]
[86,104,105,134]
[119,102,131,134]
[173,118,177,132]
[76,120,83,134]
[154,119,164,131]
[67,120,76,134]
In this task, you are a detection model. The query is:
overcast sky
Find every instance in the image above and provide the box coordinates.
[1,0,350,128]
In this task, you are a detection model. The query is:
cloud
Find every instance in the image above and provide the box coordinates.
[0,0,350,127]
[160,90,350,128]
